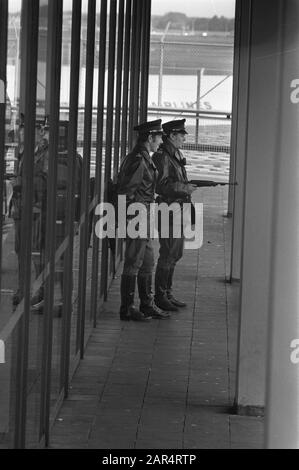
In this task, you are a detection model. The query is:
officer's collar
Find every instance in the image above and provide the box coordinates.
[134,144,156,169]
[162,138,176,158]
[163,139,185,165]
[134,143,149,155]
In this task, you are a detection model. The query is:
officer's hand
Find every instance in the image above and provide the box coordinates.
[188,184,198,194]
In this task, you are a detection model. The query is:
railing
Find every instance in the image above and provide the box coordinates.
[64,106,232,154]
[6,105,232,165]
[147,107,231,153]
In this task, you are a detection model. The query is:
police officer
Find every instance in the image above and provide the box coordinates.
[11,119,25,306]
[30,118,50,310]
[11,117,49,309]
[152,119,196,312]
[118,119,170,322]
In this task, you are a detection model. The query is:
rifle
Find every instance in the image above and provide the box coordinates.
[189,179,238,187]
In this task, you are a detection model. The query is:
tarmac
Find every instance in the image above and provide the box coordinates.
[49,186,264,449]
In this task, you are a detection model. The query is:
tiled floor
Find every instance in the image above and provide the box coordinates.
[49,186,264,449]
[185,150,230,182]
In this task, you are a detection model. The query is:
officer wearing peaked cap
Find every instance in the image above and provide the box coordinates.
[117,119,171,322]
[162,119,188,135]
[133,119,163,134]
[152,119,197,312]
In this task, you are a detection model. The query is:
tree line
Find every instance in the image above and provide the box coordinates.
[152,12,235,33]
[33,7,235,34]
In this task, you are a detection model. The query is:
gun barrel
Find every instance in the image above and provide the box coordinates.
[189,179,238,187]
[189,179,217,187]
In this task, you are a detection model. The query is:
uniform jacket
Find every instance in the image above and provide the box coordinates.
[152,139,191,204]
[117,144,157,205]
[10,138,48,219]
[33,138,48,213]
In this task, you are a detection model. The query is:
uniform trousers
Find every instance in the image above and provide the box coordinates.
[122,237,155,277]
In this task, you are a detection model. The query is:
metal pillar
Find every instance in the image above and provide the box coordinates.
[40,0,63,445]
[227,0,242,219]
[158,41,164,107]
[140,0,151,122]
[61,0,82,396]
[77,0,96,359]
[120,0,132,159]
[132,0,142,125]
[195,68,204,146]
[15,0,40,448]
[128,0,141,149]
[0,0,8,297]
[100,0,117,301]
[230,0,252,281]
[113,0,125,177]
[111,0,125,276]
[90,0,107,327]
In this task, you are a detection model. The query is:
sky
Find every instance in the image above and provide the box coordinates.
[152,0,235,18]
[9,0,236,18]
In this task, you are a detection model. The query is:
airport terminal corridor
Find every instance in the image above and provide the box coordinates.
[48,187,263,449]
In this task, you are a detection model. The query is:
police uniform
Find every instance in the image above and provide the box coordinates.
[11,120,48,308]
[152,119,191,311]
[10,125,25,306]
[118,119,169,321]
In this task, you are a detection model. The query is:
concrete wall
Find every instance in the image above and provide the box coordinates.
[265,0,299,449]
[235,0,284,411]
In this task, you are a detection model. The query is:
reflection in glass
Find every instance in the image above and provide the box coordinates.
[24,0,49,447]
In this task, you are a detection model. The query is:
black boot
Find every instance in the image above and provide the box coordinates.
[120,274,151,322]
[13,259,24,305]
[31,257,45,312]
[154,266,178,312]
[12,289,23,306]
[138,275,170,319]
[31,286,44,312]
[167,266,187,308]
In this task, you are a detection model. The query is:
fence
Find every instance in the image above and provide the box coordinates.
[147,39,233,153]
[4,105,231,182]
[149,39,234,110]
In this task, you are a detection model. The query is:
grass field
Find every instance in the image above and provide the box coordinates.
[150,33,234,75]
